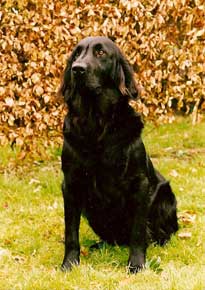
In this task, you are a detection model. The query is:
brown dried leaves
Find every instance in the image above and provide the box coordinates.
[0,0,205,150]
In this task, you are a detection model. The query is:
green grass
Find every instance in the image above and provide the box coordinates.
[0,117,205,290]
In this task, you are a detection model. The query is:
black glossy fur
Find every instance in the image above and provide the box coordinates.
[59,36,178,273]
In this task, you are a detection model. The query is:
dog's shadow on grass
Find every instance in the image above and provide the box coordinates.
[80,239,128,269]
[81,239,163,273]
[80,239,163,273]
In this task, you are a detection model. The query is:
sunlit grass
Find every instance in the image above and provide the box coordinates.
[0,117,205,289]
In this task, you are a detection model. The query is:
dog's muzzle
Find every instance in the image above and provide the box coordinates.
[72,63,87,78]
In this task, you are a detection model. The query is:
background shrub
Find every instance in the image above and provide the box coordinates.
[0,0,204,150]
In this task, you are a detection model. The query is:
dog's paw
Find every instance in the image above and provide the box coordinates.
[61,260,79,272]
[128,262,145,274]
[128,253,145,274]
[61,255,79,272]
[61,262,72,272]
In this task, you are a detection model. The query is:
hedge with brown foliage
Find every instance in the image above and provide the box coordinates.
[0,0,204,151]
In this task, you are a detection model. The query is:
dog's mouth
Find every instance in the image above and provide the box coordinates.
[74,80,102,96]
[72,69,103,96]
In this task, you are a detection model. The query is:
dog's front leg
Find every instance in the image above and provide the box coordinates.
[61,181,81,272]
[128,222,147,274]
[128,179,149,273]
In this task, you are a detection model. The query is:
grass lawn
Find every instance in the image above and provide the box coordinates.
[0,117,205,290]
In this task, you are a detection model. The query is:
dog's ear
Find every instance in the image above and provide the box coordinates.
[58,55,74,102]
[113,51,139,99]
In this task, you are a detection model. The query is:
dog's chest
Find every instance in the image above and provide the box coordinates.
[82,147,130,207]
[82,137,128,175]
[84,170,128,212]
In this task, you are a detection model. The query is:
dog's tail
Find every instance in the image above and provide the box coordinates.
[148,181,178,245]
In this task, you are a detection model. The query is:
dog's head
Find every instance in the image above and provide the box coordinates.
[59,36,138,107]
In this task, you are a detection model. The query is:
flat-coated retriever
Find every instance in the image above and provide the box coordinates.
[59,36,178,273]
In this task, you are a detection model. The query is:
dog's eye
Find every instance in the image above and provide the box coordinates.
[74,52,80,60]
[96,50,106,58]
[73,49,82,60]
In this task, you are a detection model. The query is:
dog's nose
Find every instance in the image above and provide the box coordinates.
[72,63,87,75]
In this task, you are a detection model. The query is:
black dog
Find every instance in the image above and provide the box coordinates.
[59,36,178,273]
